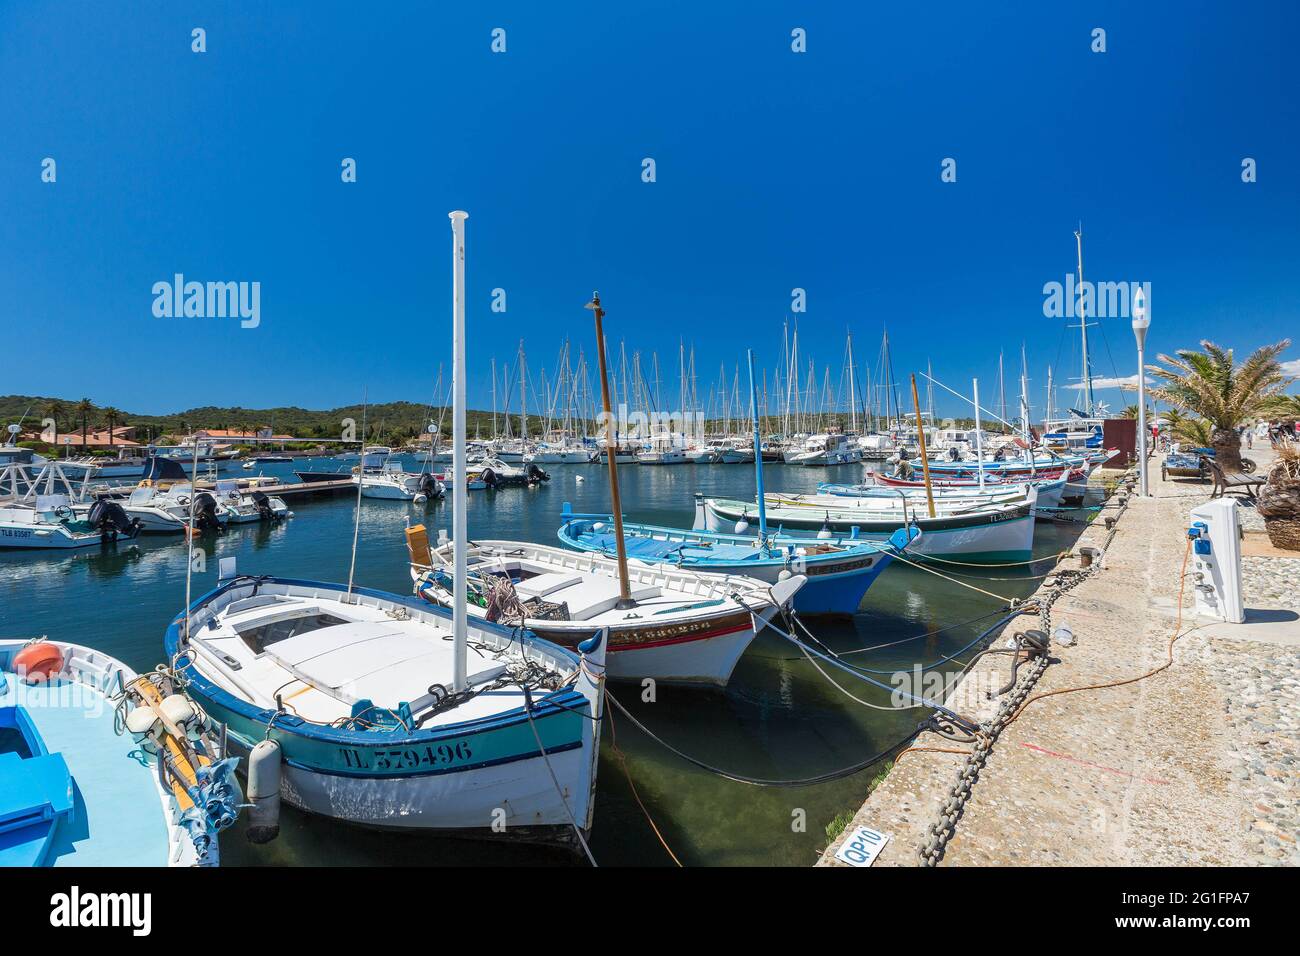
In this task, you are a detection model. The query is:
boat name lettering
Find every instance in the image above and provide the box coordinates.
[339,741,474,772]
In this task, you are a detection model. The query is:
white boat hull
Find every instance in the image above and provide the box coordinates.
[235,736,593,835]
[527,450,593,464]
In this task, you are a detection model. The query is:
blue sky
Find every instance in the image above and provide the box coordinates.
[2,1,1297,419]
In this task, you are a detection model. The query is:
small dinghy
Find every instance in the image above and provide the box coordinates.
[0,638,239,866]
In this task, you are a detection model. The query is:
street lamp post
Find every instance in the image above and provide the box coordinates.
[1132,286,1151,496]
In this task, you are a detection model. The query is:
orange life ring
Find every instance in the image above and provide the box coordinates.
[14,643,64,685]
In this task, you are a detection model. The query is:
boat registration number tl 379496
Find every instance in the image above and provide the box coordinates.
[339,742,473,772]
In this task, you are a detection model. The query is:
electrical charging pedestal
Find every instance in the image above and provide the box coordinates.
[1186,499,1245,625]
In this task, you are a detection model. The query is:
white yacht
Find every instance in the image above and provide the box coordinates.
[783,431,862,465]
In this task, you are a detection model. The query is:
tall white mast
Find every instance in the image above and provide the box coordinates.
[1075,226,1094,415]
[449,210,468,692]
[846,331,858,434]
[518,340,527,444]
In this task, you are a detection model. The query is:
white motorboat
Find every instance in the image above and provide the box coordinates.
[462,457,548,487]
[526,443,595,464]
[119,483,230,533]
[212,479,294,523]
[636,442,688,465]
[355,461,446,501]
[783,431,862,465]
[0,495,141,549]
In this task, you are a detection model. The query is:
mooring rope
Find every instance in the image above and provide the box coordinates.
[603,687,923,788]
[887,549,1022,603]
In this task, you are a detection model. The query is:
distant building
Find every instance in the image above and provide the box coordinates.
[23,425,144,449]
[191,427,298,443]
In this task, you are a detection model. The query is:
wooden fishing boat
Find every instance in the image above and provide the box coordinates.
[696,487,1038,564]
[556,508,910,616]
[410,531,800,684]
[161,212,606,847]
[822,471,1077,510]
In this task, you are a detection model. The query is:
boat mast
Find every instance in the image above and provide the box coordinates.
[588,293,634,608]
[747,348,768,545]
[998,351,1006,432]
[1019,344,1034,475]
[910,374,936,518]
[972,378,986,489]
[518,340,527,444]
[1075,226,1094,415]
[782,320,792,437]
[449,211,469,691]
[846,331,858,434]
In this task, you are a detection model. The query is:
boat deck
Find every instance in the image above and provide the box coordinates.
[1,673,170,866]
[190,595,537,727]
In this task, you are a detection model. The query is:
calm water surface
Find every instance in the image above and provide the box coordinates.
[0,457,1096,866]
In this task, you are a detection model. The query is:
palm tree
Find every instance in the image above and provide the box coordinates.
[73,398,96,450]
[1162,409,1213,447]
[1146,340,1294,469]
[101,407,123,447]
[43,400,64,440]
[1261,393,1300,422]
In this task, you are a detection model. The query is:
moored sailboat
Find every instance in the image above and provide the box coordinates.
[162,211,607,850]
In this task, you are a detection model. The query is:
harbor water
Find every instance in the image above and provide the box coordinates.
[0,456,1098,866]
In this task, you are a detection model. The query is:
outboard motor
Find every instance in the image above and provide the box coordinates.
[480,467,499,489]
[419,474,444,500]
[525,463,549,484]
[192,491,224,533]
[948,446,960,461]
[251,490,276,521]
[88,499,141,541]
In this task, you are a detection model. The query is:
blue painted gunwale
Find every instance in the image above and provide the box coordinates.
[556,508,910,570]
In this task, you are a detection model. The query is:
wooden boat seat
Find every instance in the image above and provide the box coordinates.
[513,571,585,599]
[535,575,659,621]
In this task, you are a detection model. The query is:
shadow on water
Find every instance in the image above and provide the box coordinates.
[0,456,1098,866]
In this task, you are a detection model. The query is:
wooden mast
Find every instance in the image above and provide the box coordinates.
[910,373,936,518]
[587,292,635,608]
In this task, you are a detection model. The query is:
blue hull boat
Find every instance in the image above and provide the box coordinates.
[0,639,238,867]
[558,505,917,616]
